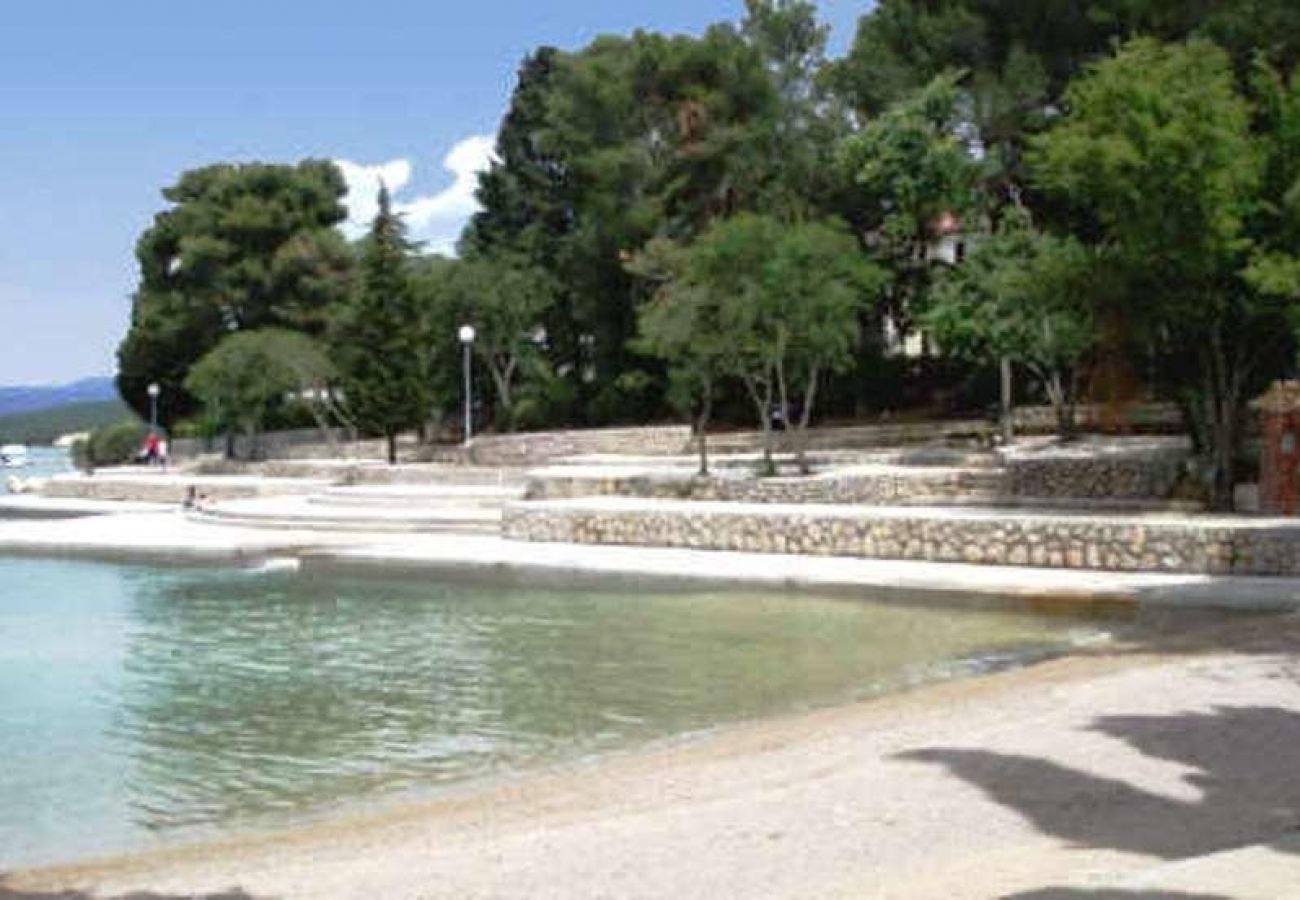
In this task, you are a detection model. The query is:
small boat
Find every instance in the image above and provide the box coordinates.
[0,444,28,468]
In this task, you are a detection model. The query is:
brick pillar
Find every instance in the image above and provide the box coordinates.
[1255,381,1300,515]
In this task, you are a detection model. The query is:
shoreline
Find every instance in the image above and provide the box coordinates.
[8,612,1300,898]
[1,510,1300,610]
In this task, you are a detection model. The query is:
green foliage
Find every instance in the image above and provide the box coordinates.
[1244,62,1300,310]
[81,419,149,468]
[638,214,886,471]
[184,328,335,444]
[841,73,979,338]
[1032,39,1257,299]
[116,160,354,427]
[925,208,1094,432]
[105,1,1300,481]
[1031,37,1291,506]
[442,253,557,430]
[0,400,135,447]
[333,186,428,462]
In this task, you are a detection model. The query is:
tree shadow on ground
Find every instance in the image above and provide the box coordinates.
[0,884,259,899]
[1004,890,1230,899]
[898,706,1300,898]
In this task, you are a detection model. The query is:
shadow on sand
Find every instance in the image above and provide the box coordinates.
[1004,890,1231,899]
[899,704,1300,899]
[0,886,260,899]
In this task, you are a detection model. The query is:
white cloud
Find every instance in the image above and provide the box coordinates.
[336,134,495,256]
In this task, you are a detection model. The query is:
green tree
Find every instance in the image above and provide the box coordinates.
[464,28,786,426]
[444,254,556,431]
[841,73,980,339]
[629,238,723,474]
[184,329,336,455]
[334,185,428,464]
[925,208,1095,436]
[1243,62,1300,305]
[116,160,353,427]
[1031,38,1278,507]
[669,214,886,473]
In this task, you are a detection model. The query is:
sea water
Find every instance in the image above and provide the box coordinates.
[0,446,72,493]
[0,557,1114,867]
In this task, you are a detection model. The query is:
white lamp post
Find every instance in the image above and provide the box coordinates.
[458,325,476,445]
[147,382,161,433]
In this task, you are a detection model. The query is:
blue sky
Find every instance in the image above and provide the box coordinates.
[0,1,865,385]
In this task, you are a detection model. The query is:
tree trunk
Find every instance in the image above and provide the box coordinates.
[794,364,820,475]
[489,355,518,433]
[695,376,713,477]
[775,355,791,465]
[1000,356,1014,445]
[1044,369,1075,440]
[305,400,337,451]
[742,374,775,477]
[386,432,398,466]
[1203,328,1242,512]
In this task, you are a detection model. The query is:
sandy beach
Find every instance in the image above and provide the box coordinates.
[5,613,1299,900]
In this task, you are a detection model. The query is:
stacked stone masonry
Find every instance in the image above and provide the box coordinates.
[526,440,1190,506]
[503,499,1300,576]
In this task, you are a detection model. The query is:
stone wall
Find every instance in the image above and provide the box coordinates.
[525,465,1006,506]
[526,438,1191,506]
[503,497,1300,576]
[999,440,1187,500]
[170,429,391,462]
[459,426,693,466]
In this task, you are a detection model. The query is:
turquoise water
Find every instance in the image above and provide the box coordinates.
[0,447,71,493]
[0,557,1110,867]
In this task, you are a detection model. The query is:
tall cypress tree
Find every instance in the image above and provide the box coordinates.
[337,185,428,464]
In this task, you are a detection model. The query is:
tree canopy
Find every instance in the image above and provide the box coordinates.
[117,160,353,427]
[333,185,428,463]
[113,1,1300,507]
[184,328,335,446]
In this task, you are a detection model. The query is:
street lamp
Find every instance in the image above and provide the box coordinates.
[147,382,161,433]
[458,325,476,445]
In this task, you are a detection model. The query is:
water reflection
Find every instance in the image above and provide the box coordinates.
[1,559,1098,865]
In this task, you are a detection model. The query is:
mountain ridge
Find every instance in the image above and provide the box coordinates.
[0,376,118,418]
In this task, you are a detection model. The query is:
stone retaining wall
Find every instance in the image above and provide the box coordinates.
[39,474,327,504]
[1001,443,1186,499]
[170,429,391,462]
[526,466,1005,505]
[502,498,1300,576]
[527,438,1191,506]
[458,426,692,466]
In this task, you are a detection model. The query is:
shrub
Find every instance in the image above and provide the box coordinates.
[84,419,149,467]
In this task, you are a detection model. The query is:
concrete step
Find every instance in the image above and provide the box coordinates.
[346,464,527,487]
[194,496,502,534]
[309,484,523,509]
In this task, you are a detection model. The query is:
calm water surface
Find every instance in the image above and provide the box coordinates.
[0,447,71,493]
[0,557,1112,866]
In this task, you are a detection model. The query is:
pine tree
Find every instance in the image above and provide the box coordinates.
[336,185,428,464]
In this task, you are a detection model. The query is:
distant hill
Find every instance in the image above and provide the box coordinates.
[0,376,119,418]
[0,398,137,446]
